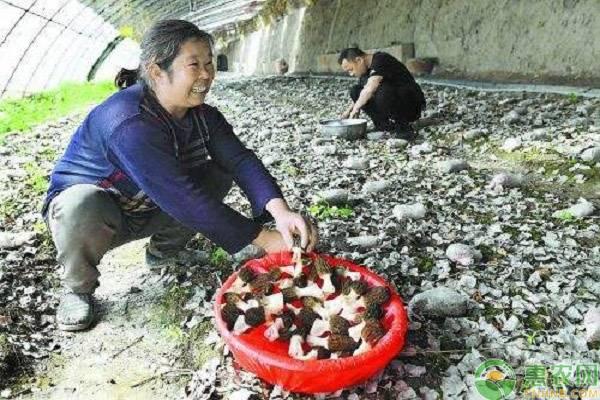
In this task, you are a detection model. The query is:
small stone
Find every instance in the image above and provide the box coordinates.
[463,128,488,141]
[438,159,470,173]
[553,198,595,219]
[314,189,349,206]
[580,147,600,162]
[393,203,427,220]
[313,145,337,155]
[343,156,369,170]
[446,243,482,266]
[441,366,467,396]
[0,231,36,249]
[488,172,524,191]
[362,180,390,194]
[367,131,386,140]
[394,380,418,399]
[501,137,522,152]
[543,232,560,248]
[388,138,409,149]
[347,235,380,248]
[566,307,583,321]
[527,271,543,287]
[409,142,432,156]
[584,308,600,342]
[275,120,292,129]
[459,275,477,289]
[262,155,279,166]
[503,315,521,332]
[504,110,521,123]
[297,126,313,135]
[229,388,257,400]
[408,287,469,318]
[546,281,561,294]
[525,128,550,141]
[419,387,440,400]
[405,364,426,377]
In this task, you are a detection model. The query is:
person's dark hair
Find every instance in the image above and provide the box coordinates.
[115,19,214,90]
[114,68,138,90]
[338,47,366,64]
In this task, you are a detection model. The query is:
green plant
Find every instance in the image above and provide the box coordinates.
[308,201,354,220]
[0,81,116,139]
[281,162,301,177]
[526,330,538,345]
[210,247,230,268]
[554,210,575,222]
[567,92,579,104]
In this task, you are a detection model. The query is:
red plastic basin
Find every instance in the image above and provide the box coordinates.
[214,252,408,394]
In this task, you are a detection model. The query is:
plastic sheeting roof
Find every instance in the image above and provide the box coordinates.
[0,0,266,99]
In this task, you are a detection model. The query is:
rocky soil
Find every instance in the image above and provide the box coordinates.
[1,74,599,399]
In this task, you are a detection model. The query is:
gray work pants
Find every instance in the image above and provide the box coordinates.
[46,163,232,294]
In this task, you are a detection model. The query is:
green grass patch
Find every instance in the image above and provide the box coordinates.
[151,285,193,329]
[280,162,301,177]
[416,256,434,273]
[309,201,354,220]
[0,196,19,223]
[483,303,504,321]
[494,147,563,169]
[525,313,548,331]
[24,161,49,195]
[150,284,219,369]
[0,80,116,140]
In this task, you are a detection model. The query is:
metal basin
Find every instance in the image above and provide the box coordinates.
[318,118,367,140]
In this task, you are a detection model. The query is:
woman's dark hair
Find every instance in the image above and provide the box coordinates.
[338,47,366,64]
[115,19,214,90]
[114,68,138,90]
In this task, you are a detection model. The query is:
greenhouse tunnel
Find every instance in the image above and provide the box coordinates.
[0,1,599,399]
[1,0,599,99]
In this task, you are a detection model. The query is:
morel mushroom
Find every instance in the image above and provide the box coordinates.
[306,334,358,352]
[314,257,336,295]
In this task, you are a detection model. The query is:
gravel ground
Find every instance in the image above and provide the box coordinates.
[1,75,600,399]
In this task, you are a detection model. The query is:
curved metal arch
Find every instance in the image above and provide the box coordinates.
[43,0,123,89]
[60,0,161,81]
[23,0,97,95]
[1,0,73,97]
[68,0,176,84]
[0,0,89,34]
[0,0,40,47]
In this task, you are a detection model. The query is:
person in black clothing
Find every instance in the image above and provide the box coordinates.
[338,48,426,139]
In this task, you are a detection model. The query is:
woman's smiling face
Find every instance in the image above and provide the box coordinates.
[153,38,215,118]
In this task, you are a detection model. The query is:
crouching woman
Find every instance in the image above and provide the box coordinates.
[43,19,317,331]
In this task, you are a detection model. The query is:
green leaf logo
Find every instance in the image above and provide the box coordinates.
[474,359,516,400]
